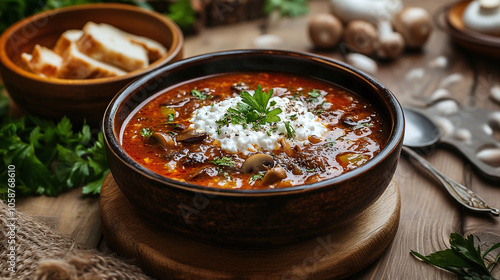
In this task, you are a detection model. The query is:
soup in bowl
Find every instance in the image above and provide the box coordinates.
[103,50,404,246]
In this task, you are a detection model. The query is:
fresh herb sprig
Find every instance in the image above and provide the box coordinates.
[264,0,309,17]
[284,121,295,138]
[140,127,154,138]
[216,85,282,133]
[191,87,212,100]
[210,156,234,167]
[411,233,500,280]
[0,115,109,198]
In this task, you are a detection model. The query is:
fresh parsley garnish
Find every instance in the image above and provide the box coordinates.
[284,121,295,138]
[191,87,211,100]
[0,115,109,197]
[264,0,309,17]
[167,113,175,123]
[140,127,154,138]
[353,122,373,130]
[164,0,196,31]
[210,156,234,167]
[290,114,297,120]
[411,233,500,280]
[250,173,265,184]
[307,89,321,103]
[216,85,282,133]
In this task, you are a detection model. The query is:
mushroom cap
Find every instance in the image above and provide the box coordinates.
[344,20,378,55]
[377,32,405,59]
[261,166,287,185]
[241,154,275,173]
[308,13,344,49]
[392,7,433,48]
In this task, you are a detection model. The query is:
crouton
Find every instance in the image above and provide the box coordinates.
[53,30,83,55]
[58,42,127,79]
[20,53,33,72]
[28,44,62,78]
[77,22,149,71]
[97,23,167,61]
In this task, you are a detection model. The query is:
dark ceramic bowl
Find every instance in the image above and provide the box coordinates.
[103,50,404,247]
[0,3,183,125]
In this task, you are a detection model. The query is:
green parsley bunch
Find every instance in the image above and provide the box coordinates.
[0,115,109,199]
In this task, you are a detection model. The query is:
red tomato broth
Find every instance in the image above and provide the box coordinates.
[121,72,389,190]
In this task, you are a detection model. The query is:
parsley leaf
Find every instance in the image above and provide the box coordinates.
[164,0,195,31]
[216,85,282,133]
[411,233,500,280]
[250,173,265,184]
[0,115,109,198]
[284,121,295,138]
[210,156,234,167]
[167,113,175,123]
[140,127,154,138]
[191,87,211,100]
[307,89,321,103]
[264,0,309,17]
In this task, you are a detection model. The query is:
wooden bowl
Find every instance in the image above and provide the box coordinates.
[0,3,183,125]
[102,50,404,247]
[444,0,500,58]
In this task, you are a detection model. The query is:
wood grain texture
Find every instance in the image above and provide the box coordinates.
[100,175,401,280]
[9,0,500,279]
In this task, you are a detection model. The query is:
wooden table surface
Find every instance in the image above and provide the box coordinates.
[15,0,500,279]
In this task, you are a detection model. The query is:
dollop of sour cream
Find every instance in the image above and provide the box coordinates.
[190,96,328,154]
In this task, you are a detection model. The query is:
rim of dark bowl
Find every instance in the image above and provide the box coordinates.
[103,49,404,197]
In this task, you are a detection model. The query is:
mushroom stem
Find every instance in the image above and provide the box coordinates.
[261,166,287,185]
[376,20,404,59]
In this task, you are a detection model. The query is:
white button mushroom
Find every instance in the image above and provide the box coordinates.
[463,0,500,36]
[392,7,433,48]
[329,0,403,23]
[344,20,379,55]
[308,13,344,49]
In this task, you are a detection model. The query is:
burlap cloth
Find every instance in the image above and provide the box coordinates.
[0,200,154,280]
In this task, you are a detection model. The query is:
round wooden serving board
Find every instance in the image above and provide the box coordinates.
[100,175,400,280]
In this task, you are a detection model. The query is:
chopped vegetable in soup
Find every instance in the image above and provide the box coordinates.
[121,72,389,189]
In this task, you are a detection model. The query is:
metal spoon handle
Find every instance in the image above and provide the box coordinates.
[402,146,499,216]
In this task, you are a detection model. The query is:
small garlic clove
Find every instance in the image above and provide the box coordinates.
[430,88,450,102]
[345,53,378,74]
[432,116,454,136]
[490,84,500,103]
[477,147,500,167]
[432,100,459,116]
[439,73,464,88]
[483,124,493,135]
[405,68,424,81]
[253,34,283,49]
[454,128,471,142]
[428,56,448,68]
